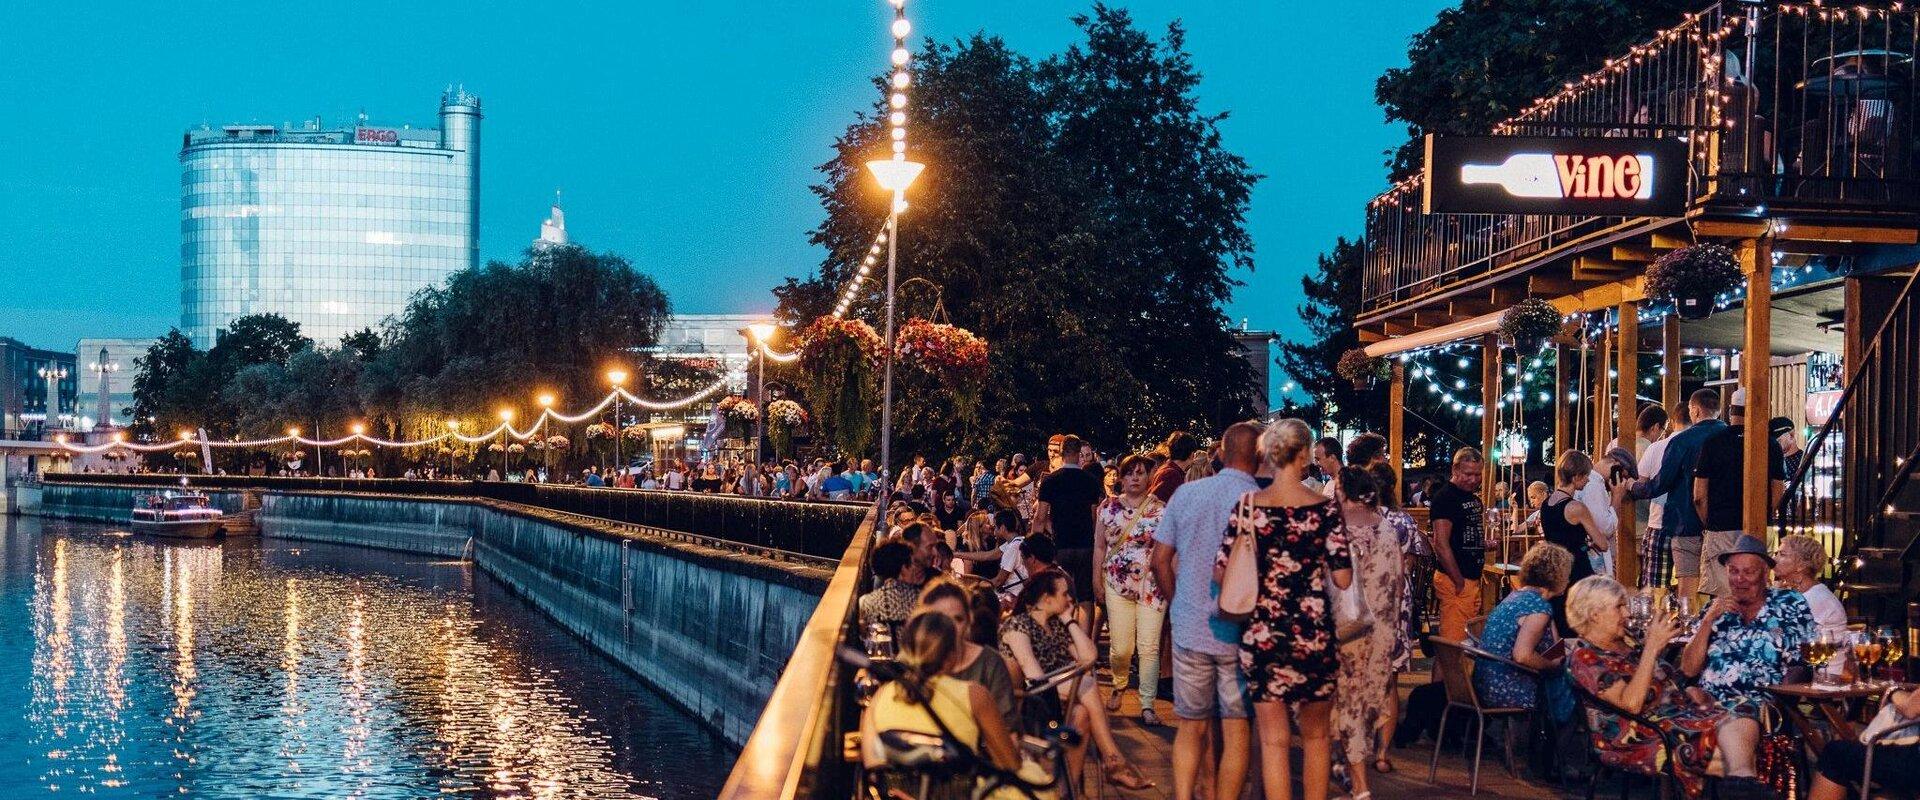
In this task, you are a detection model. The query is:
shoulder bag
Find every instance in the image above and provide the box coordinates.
[1328,508,1376,645]
[1217,492,1260,621]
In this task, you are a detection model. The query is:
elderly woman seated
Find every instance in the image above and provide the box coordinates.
[1472,542,1575,723]
[1564,576,1759,799]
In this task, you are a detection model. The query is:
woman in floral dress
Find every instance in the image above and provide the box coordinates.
[1367,461,1425,771]
[1093,454,1167,724]
[1216,418,1353,800]
[1565,576,1756,799]
[1330,466,1404,800]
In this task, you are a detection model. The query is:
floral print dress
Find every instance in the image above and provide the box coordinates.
[1333,513,1403,766]
[1098,495,1165,609]
[1216,494,1350,703]
[1568,642,1730,799]
[1384,507,1427,672]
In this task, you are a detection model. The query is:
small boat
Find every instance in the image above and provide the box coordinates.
[131,491,227,538]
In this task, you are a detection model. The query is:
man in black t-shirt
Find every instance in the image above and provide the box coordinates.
[1034,434,1103,603]
[1692,388,1786,597]
[1430,447,1487,649]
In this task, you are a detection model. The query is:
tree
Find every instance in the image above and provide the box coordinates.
[782,8,1260,462]
[131,330,203,438]
[1374,0,1697,177]
[1277,238,1382,431]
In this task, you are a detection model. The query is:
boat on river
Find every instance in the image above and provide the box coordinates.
[130,491,228,538]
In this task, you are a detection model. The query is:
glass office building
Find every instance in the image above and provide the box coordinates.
[180,88,481,346]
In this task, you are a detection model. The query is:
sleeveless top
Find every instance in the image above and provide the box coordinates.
[1541,492,1594,585]
[870,675,982,755]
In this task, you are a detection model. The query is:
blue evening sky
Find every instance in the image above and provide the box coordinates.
[0,1,1450,383]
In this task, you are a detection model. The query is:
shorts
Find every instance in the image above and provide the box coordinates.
[1671,535,1703,579]
[1699,530,1751,597]
[1172,645,1248,720]
[1433,570,1483,642]
[1055,547,1096,602]
[1638,526,1674,590]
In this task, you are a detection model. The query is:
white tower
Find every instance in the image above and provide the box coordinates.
[534,190,568,250]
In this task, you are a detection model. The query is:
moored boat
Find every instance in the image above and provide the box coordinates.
[130,491,227,538]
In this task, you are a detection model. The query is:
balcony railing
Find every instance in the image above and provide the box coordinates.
[1364,1,1920,313]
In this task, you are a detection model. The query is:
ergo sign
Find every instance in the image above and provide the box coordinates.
[1421,134,1687,216]
[354,127,400,145]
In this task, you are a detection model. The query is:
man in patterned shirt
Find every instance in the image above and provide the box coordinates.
[857,540,920,628]
[1679,537,1814,717]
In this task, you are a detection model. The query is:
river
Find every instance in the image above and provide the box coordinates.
[0,515,734,798]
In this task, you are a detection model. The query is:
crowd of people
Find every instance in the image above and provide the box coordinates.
[844,386,1916,800]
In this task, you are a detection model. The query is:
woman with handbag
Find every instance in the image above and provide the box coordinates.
[1093,453,1168,725]
[1215,418,1355,800]
[1330,466,1404,800]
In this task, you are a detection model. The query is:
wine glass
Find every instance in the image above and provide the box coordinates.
[1849,630,1876,687]
[1877,625,1904,682]
[1813,629,1843,686]
[1627,593,1653,641]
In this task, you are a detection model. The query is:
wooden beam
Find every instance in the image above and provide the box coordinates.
[1741,236,1774,537]
[1651,232,1692,250]
[1414,310,1463,328]
[1450,299,1497,317]
[1482,333,1500,507]
[1554,343,1570,460]
[1616,299,1641,585]
[1489,285,1526,306]
[1529,275,1577,296]
[1692,219,1770,239]
[1358,329,1387,344]
[1595,311,1614,455]
[1389,361,1406,492]
[1575,256,1633,274]
[1612,244,1659,263]
[1776,224,1918,245]
[1382,320,1417,337]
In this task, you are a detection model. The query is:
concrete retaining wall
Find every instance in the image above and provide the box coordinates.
[35,483,828,747]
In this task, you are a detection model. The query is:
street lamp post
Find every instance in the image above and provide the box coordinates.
[537,393,555,479]
[445,420,460,477]
[745,323,777,470]
[497,408,515,478]
[606,369,628,482]
[866,159,925,503]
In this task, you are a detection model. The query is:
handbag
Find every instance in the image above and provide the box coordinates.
[1217,492,1260,621]
[1328,509,1377,645]
[1755,704,1798,800]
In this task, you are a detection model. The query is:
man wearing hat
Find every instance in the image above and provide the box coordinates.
[1679,537,1815,718]
[1771,416,1804,482]
[1689,387,1787,597]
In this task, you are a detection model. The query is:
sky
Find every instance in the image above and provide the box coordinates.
[0,1,1452,381]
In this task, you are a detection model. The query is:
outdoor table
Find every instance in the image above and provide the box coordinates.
[1766,682,1907,755]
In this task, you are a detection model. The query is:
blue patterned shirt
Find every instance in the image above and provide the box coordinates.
[1152,467,1259,656]
[1697,588,1815,714]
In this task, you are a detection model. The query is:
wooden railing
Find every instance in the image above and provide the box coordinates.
[1364,1,1920,313]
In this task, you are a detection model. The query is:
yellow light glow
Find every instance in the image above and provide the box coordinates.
[537,393,556,408]
[891,48,909,66]
[287,427,301,437]
[111,432,126,443]
[350,423,366,435]
[179,430,194,441]
[746,323,777,342]
[497,408,515,422]
[892,72,910,90]
[890,92,907,109]
[446,420,460,430]
[606,369,628,386]
[892,19,911,38]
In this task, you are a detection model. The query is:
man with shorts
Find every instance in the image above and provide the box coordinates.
[1151,420,1262,800]
[1639,388,1725,601]
[1430,447,1487,650]
[1691,388,1786,597]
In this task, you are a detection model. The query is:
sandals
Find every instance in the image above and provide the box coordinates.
[1372,756,1394,774]
[1102,759,1155,791]
[1105,690,1123,712]
[1141,707,1161,727]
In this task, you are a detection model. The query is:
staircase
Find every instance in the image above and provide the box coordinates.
[1776,267,1920,622]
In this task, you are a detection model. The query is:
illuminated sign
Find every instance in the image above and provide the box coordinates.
[1421,134,1687,216]
[354,127,400,145]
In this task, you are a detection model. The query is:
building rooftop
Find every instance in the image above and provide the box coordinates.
[182,116,446,150]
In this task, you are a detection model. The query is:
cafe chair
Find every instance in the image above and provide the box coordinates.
[1568,679,1685,800]
[1465,615,1489,644]
[1858,685,1920,800]
[1427,638,1533,795]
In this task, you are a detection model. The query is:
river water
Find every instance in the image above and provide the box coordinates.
[0,516,734,798]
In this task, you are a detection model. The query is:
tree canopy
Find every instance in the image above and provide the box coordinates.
[779,4,1260,460]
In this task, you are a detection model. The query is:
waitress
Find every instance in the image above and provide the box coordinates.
[1539,449,1626,634]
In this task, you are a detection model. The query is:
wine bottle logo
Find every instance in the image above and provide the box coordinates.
[1460,153,1655,200]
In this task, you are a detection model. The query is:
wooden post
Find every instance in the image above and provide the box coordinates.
[1595,314,1615,455]
[1741,237,1774,537]
[1389,361,1406,491]
[1554,343,1570,460]
[1482,333,1500,507]
[1616,299,1641,584]
[1662,315,1682,422]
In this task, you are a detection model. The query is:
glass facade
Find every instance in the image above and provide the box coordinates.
[179,91,480,347]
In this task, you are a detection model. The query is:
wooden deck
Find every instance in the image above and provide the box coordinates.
[1085,670,1591,800]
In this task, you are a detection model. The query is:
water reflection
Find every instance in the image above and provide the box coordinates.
[0,517,732,798]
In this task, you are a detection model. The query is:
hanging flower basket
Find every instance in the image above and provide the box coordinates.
[766,399,808,459]
[544,435,569,449]
[1335,347,1391,390]
[1646,243,1741,320]
[798,316,883,456]
[487,442,505,453]
[1499,298,1564,355]
[620,424,647,441]
[715,395,759,438]
[173,448,198,462]
[584,422,615,440]
[507,443,526,454]
[894,318,990,419]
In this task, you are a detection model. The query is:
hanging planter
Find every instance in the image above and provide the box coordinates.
[584,422,615,440]
[765,399,808,460]
[715,395,759,438]
[544,435,569,450]
[894,318,990,420]
[1499,298,1563,355]
[506,442,526,454]
[1646,243,1741,321]
[798,316,884,457]
[1336,347,1390,390]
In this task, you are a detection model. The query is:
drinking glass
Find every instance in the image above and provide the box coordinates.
[1812,629,1843,686]
[1877,625,1904,682]
[1849,630,1875,687]
[1627,594,1653,641]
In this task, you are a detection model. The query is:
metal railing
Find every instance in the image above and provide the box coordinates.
[37,473,869,560]
[1364,1,1920,312]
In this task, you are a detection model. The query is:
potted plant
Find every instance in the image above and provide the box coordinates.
[798,316,884,456]
[1646,243,1741,320]
[1336,347,1390,390]
[894,318,990,420]
[766,399,808,460]
[1499,298,1564,355]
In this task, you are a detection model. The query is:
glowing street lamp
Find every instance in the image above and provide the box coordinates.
[535,393,557,476]
[445,419,461,476]
[496,408,515,478]
[744,323,780,468]
[607,368,630,482]
[866,158,924,497]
